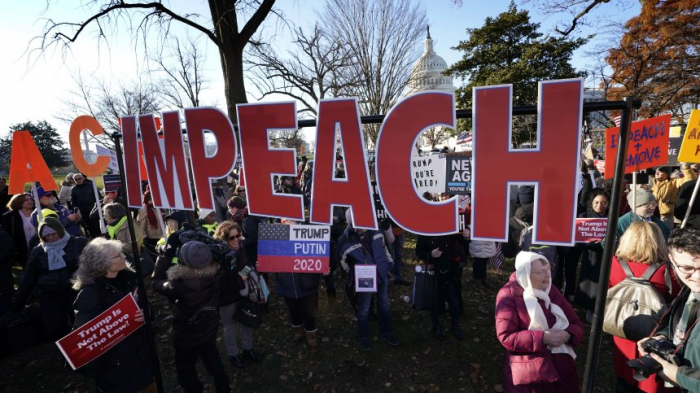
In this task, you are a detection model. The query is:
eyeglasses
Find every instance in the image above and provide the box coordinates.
[670,254,700,275]
[238,189,246,194]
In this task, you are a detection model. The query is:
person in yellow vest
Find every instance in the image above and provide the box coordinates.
[157,214,182,265]
[103,203,143,261]
[197,208,218,236]
[651,163,697,231]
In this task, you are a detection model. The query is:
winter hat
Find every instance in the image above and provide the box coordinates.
[36,186,55,199]
[198,208,215,220]
[518,186,535,206]
[179,241,213,268]
[39,217,66,239]
[41,208,59,219]
[627,188,656,209]
[227,196,247,209]
[66,173,75,182]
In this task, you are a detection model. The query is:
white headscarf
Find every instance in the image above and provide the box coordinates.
[515,251,576,359]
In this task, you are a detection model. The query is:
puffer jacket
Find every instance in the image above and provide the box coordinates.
[469,240,498,258]
[73,269,153,392]
[152,255,221,346]
[13,236,88,307]
[495,273,584,392]
[58,181,73,206]
[338,228,393,282]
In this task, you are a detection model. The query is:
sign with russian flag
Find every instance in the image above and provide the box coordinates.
[257,224,331,273]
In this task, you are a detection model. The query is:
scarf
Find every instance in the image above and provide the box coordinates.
[41,233,70,271]
[232,207,248,224]
[146,206,158,228]
[107,216,128,239]
[515,252,576,359]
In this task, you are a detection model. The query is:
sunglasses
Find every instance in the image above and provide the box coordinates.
[228,234,241,241]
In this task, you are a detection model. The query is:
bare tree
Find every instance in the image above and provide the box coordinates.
[422,127,451,150]
[518,0,638,36]
[322,0,427,147]
[30,0,280,121]
[58,73,161,149]
[152,35,208,109]
[246,24,358,117]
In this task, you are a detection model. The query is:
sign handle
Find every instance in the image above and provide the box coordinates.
[681,179,700,229]
[30,183,43,224]
[93,181,106,235]
[632,172,637,208]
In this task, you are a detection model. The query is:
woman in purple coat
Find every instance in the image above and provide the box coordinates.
[495,251,585,392]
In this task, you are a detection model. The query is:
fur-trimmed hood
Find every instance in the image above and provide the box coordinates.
[166,262,219,281]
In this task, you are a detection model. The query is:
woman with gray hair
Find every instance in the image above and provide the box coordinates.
[72,237,154,392]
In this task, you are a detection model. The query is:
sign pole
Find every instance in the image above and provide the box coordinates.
[681,179,700,229]
[632,172,637,208]
[30,183,43,224]
[92,181,106,235]
[582,97,635,392]
[109,132,164,393]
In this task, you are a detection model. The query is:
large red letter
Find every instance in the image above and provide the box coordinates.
[140,112,193,210]
[310,99,376,229]
[184,108,238,210]
[376,92,458,235]
[69,116,110,177]
[121,116,143,208]
[237,102,304,221]
[471,79,583,245]
[8,131,56,193]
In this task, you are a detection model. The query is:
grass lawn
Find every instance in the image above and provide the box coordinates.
[0,234,617,392]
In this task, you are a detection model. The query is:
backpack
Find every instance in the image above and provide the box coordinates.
[603,258,669,341]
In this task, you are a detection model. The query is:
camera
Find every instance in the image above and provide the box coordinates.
[177,227,238,270]
[627,337,681,381]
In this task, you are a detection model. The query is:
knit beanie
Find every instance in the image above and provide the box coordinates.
[39,217,66,239]
[227,196,247,209]
[627,188,656,209]
[179,241,213,268]
[198,208,215,220]
[41,208,59,219]
[518,186,535,206]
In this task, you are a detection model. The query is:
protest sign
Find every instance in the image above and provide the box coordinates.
[574,218,608,243]
[445,155,472,194]
[411,153,447,195]
[56,293,144,370]
[371,181,389,222]
[678,109,700,163]
[665,137,682,167]
[69,116,110,177]
[102,174,122,193]
[95,145,119,174]
[604,114,671,179]
[257,224,331,273]
[8,131,56,194]
[354,265,377,293]
[594,159,606,174]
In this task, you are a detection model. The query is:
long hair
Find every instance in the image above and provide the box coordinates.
[72,238,132,290]
[7,193,30,211]
[214,221,242,243]
[616,221,668,265]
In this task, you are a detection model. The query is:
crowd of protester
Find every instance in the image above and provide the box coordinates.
[0,157,699,392]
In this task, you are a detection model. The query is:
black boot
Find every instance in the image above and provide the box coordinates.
[229,355,245,369]
[452,324,465,341]
[432,325,446,341]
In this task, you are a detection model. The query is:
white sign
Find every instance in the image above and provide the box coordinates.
[410,154,446,195]
[96,145,120,174]
[354,264,377,293]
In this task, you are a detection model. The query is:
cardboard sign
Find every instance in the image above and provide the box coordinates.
[678,109,700,163]
[445,155,472,194]
[411,153,447,195]
[604,115,671,178]
[102,174,122,193]
[257,224,331,273]
[574,218,608,243]
[354,264,377,292]
[56,293,144,370]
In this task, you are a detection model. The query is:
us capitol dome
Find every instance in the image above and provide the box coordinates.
[408,26,456,94]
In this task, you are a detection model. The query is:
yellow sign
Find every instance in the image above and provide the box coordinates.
[678,110,700,163]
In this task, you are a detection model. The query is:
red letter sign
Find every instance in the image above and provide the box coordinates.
[184,108,238,210]
[472,79,583,245]
[140,112,193,210]
[310,99,377,229]
[8,131,57,194]
[376,92,458,235]
[121,116,143,208]
[237,102,304,221]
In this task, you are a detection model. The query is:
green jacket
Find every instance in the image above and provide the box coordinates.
[657,288,700,392]
[611,211,670,248]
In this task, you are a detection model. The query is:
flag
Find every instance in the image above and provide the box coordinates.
[257,223,331,273]
[489,243,505,270]
[613,115,621,127]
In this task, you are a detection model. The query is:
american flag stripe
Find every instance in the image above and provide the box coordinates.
[614,115,622,127]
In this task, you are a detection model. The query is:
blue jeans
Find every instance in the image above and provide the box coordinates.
[391,233,405,281]
[357,278,392,339]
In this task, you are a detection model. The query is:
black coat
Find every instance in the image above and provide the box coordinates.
[73,270,153,392]
[0,210,29,265]
[219,246,250,306]
[13,236,88,308]
[675,179,700,229]
[70,180,97,217]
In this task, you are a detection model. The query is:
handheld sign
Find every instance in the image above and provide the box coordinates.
[411,153,447,195]
[445,155,471,194]
[8,131,56,194]
[102,174,122,194]
[678,109,700,164]
[574,218,608,243]
[354,265,378,293]
[257,224,331,273]
[665,137,683,167]
[56,293,144,370]
[604,115,671,179]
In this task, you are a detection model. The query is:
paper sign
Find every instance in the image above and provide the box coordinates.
[102,174,122,193]
[664,137,683,167]
[574,218,608,243]
[411,153,447,195]
[8,131,57,194]
[56,293,144,370]
[95,145,119,174]
[354,264,377,292]
[257,224,331,273]
[445,155,472,194]
[678,109,700,163]
[604,115,671,179]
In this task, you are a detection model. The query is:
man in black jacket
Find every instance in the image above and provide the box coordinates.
[675,165,700,229]
[152,240,231,393]
[70,174,99,237]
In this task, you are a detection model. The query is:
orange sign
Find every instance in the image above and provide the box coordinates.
[69,116,110,177]
[8,131,56,194]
